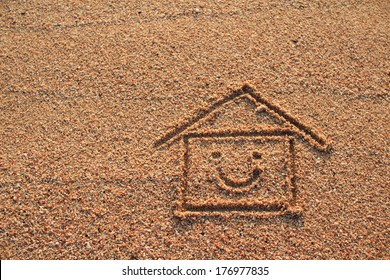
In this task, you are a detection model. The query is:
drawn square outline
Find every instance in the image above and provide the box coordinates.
[177,132,299,217]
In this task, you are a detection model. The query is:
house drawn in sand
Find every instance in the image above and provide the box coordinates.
[155,84,330,218]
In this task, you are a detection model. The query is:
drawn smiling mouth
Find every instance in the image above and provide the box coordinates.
[216,166,263,193]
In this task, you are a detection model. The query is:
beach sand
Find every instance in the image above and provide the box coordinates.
[0,0,389,259]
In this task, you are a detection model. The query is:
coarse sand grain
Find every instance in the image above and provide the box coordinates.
[0,0,389,259]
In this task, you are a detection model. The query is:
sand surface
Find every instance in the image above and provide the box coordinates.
[0,0,389,259]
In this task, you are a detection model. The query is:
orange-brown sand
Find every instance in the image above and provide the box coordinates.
[0,1,389,259]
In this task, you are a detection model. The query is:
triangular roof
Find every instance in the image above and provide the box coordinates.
[155,84,330,151]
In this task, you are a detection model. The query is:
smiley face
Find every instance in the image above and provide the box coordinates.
[210,150,265,193]
[185,136,291,206]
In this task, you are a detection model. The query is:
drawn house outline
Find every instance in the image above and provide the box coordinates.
[155,84,330,218]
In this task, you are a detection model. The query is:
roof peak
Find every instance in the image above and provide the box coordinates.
[154,84,331,151]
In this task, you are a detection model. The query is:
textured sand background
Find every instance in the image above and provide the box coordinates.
[0,0,389,259]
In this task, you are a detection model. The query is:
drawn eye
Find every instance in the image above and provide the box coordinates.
[252,151,262,159]
[211,151,221,159]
